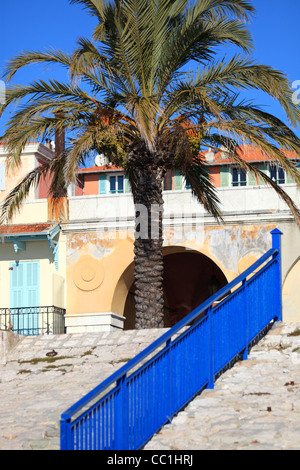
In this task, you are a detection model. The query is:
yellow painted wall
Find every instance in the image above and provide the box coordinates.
[66,231,135,316]
[0,154,37,204]
[66,224,275,319]
[0,232,66,309]
[283,259,300,322]
[9,200,48,225]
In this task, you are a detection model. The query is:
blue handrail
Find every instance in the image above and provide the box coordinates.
[60,229,282,450]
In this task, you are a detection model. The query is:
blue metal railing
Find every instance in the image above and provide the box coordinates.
[60,229,283,450]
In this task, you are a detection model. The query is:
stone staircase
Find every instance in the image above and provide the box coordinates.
[1,322,300,450]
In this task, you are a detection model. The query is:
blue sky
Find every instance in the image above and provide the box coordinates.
[0,0,299,138]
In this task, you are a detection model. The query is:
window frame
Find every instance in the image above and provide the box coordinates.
[231,167,247,187]
[109,173,125,194]
[269,163,285,185]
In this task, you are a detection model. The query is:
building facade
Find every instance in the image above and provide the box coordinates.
[0,142,300,334]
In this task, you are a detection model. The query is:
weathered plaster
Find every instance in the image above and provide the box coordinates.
[205,225,274,272]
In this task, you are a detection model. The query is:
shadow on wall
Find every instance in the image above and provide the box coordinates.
[124,250,228,330]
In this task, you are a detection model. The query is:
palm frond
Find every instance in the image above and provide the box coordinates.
[181,156,223,222]
[1,0,300,228]
[2,49,72,82]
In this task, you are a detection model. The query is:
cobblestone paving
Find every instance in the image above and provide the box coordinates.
[145,322,300,451]
[1,322,300,450]
[0,328,168,450]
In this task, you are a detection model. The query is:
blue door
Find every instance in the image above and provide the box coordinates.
[10,261,40,335]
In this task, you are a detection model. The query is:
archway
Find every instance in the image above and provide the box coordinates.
[123,248,228,329]
[282,257,300,323]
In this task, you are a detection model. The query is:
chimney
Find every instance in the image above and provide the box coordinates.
[220,145,231,159]
[205,148,215,163]
[45,138,52,150]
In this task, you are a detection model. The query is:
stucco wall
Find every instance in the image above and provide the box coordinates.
[65,223,276,321]
[1,182,299,326]
[0,233,66,309]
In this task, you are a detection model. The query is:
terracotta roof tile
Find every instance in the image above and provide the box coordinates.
[75,146,300,173]
[0,223,51,235]
[77,165,122,173]
[203,145,300,165]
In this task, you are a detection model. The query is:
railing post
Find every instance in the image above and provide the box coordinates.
[242,279,248,360]
[207,306,214,389]
[116,374,128,450]
[166,338,172,418]
[271,229,283,322]
[60,414,72,450]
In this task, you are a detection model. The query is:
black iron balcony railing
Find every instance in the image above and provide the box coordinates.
[0,306,66,336]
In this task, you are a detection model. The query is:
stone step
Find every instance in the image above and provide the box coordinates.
[0,327,169,450]
[1,322,300,450]
[145,322,300,451]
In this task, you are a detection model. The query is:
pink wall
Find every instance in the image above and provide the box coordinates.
[84,173,99,195]
[209,166,221,188]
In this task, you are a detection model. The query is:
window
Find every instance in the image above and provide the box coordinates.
[163,170,173,191]
[232,167,246,187]
[109,175,124,194]
[185,178,192,190]
[270,164,285,184]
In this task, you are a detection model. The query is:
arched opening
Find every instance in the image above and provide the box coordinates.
[123,248,228,329]
[282,257,300,323]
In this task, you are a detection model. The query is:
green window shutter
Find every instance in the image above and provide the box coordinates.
[247,170,257,186]
[220,166,230,187]
[291,162,300,184]
[286,171,294,184]
[174,170,183,190]
[124,175,130,193]
[258,163,268,185]
[286,163,299,184]
[99,174,107,194]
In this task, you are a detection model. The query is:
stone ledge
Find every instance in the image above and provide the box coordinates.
[64,312,125,333]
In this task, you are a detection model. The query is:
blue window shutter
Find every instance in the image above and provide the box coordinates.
[99,174,107,194]
[10,261,40,335]
[0,161,5,191]
[10,262,40,308]
[26,262,39,307]
[10,262,24,309]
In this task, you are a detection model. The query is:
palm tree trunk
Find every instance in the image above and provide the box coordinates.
[132,158,165,329]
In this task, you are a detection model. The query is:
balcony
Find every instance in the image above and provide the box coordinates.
[0,306,66,336]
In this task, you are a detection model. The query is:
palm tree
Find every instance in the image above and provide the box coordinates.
[1,0,300,328]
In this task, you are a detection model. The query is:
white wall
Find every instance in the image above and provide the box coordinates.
[68,184,300,221]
